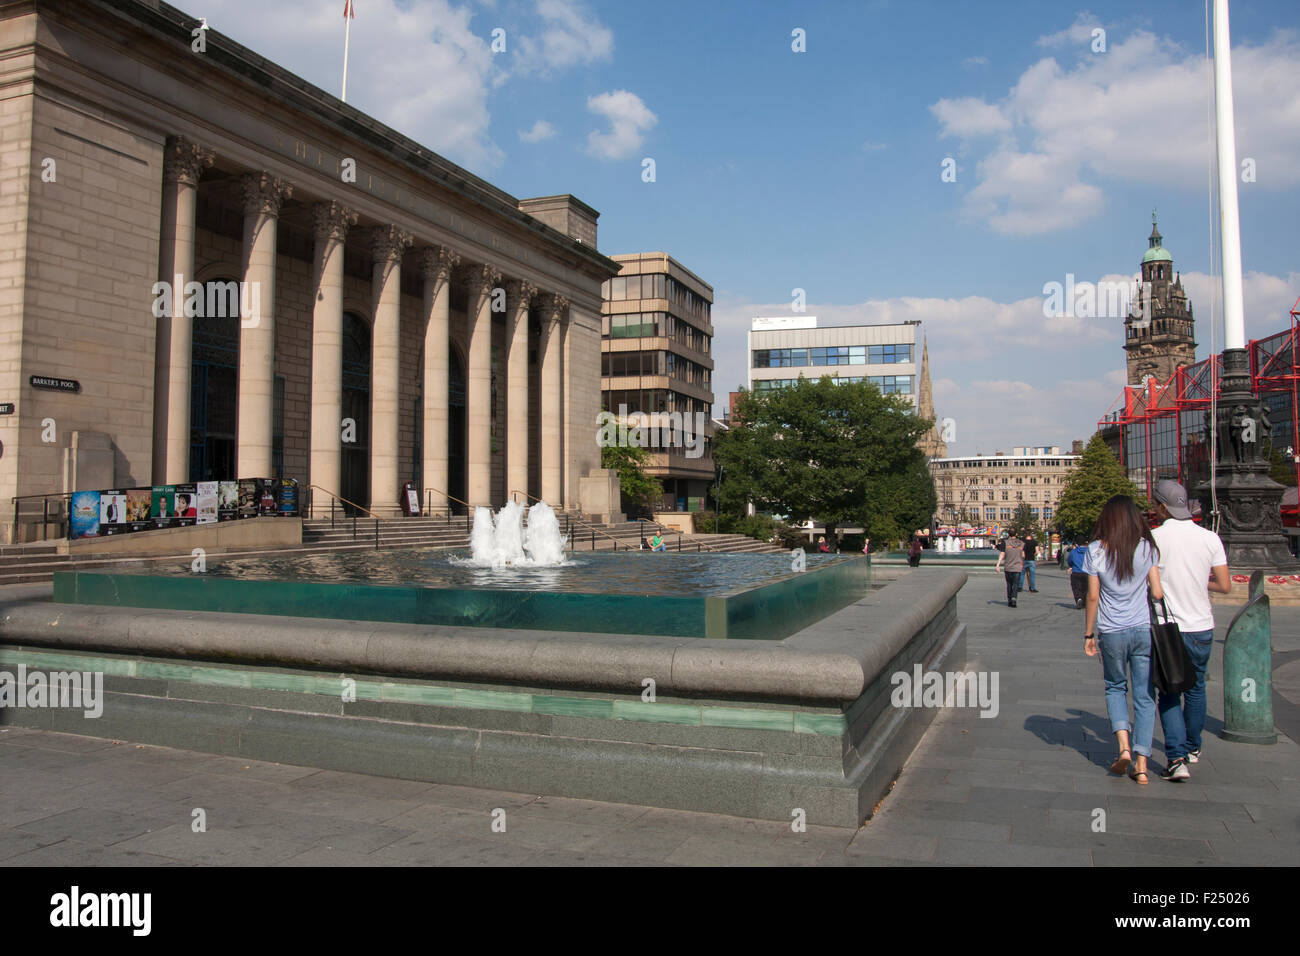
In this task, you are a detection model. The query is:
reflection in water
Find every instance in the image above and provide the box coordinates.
[121,548,854,597]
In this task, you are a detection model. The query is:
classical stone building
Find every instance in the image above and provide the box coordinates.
[1,0,620,539]
[1125,215,1196,386]
[601,252,715,512]
[930,445,1081,530]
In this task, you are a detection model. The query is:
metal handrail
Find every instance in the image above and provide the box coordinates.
[305,484,383,547]
[305,484,379,520]
[424,486,475,528]
[9,492,71,544]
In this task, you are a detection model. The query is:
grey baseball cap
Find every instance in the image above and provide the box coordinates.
[1153,479,1194,519]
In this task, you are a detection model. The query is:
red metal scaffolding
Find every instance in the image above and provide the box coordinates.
[1097,296,1300,500]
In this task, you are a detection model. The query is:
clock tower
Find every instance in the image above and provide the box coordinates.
[1124,212,1196,386]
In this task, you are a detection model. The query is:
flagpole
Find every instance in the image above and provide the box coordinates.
[342,3,352,103]
[1213,0,1244,350]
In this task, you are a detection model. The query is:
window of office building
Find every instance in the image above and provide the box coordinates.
[867,344,911,364]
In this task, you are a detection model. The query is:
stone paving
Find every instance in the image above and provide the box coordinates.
[1,567,1296,866]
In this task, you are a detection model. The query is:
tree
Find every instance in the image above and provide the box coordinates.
[1011,502,1040,539]
[713,377,935,541]
[1054,433,1144,540]
[1265,443,1298,487]
[601,444,663,515]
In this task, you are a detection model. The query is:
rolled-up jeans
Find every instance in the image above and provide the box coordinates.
[1098,625,1156,757]
[1019,559,1037,591]
[1158,629,1214,761]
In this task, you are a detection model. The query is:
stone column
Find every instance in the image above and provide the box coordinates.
[308,201,357,512]
[539,293,568,508]
[237,172,291,478]
[417,246,460,513]
[504,279,536,506]
[152,136,212,483]
[461,263,502,507]
[368,225,413,516]
[559,311,572,509]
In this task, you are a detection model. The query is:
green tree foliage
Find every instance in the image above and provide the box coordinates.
[713,377,936,541]
[1011,502,1040,539]
[1266,443,1298,487]
[1053,433,1144,540]
[601,444,663,513]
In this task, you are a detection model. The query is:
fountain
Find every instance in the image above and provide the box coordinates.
[0,496,968,827]
[463,500,567,568]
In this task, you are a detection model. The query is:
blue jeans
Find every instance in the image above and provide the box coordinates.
[1098,626,1156,757]
[1019,560,1036,590]
[1157,629,1214,761]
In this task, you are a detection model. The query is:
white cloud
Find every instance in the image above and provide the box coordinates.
[184,0,505,172]
[1036,11,1104,48]
[932,25,1300,235]
[962,55,989,70]
[519,119,557,142]
[515,0,614,74]
[930,97,1011,138]
[585,90,656,160]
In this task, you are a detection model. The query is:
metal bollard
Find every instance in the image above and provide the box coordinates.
[1222,570,1278,744]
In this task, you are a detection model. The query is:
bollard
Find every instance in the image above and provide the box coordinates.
[1222,570,1277,744]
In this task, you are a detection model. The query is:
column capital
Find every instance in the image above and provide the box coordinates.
[312,200,359,244]
[240,172,293,218]
[416,245,461,284]
[370,224,414,264]
[504,279,539,310]
[458,262,504,312]
[540,292,570,325]
[162,136,214,187]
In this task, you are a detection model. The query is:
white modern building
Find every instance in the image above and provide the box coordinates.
[747,317,919,405]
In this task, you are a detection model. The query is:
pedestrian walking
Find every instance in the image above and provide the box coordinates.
[1083,495,1163,786]
[1068,541,1089,608]
[1150,480,1231,781]
[995,529,1024,607]
[907,535,922,567]
[1021,533,1039,592]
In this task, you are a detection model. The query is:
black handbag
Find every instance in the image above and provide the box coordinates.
[1149,592,1195,695]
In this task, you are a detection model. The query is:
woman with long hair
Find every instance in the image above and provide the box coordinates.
[1083,495,1163,785]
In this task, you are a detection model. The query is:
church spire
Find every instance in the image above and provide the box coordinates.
[916,336,947,458]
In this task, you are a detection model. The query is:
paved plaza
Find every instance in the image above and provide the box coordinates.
[1,566,1297,866]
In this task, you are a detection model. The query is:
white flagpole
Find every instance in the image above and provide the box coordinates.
[1213,0,1245,350]
[342,2,353,103]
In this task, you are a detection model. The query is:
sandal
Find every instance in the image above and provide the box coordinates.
[1129,767,1149,785]
[1109,750,1131,775]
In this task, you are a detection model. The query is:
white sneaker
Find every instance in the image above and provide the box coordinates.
[1161,758,1191,781]
[1186,749,1200,764]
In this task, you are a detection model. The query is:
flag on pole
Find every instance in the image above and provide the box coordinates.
[341,0,354,101]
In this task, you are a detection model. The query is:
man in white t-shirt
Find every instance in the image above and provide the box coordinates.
[1150,480,1231,782]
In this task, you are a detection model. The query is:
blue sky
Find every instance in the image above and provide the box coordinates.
[194,0,1300,454]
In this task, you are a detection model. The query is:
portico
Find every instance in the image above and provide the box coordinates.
[0,0,618,539]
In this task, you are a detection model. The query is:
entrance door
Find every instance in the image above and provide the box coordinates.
[340,312,370,515]
[190,301,239,481]
[449,350,467,511]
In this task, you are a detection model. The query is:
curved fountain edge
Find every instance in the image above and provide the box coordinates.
[0,569,966,702]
